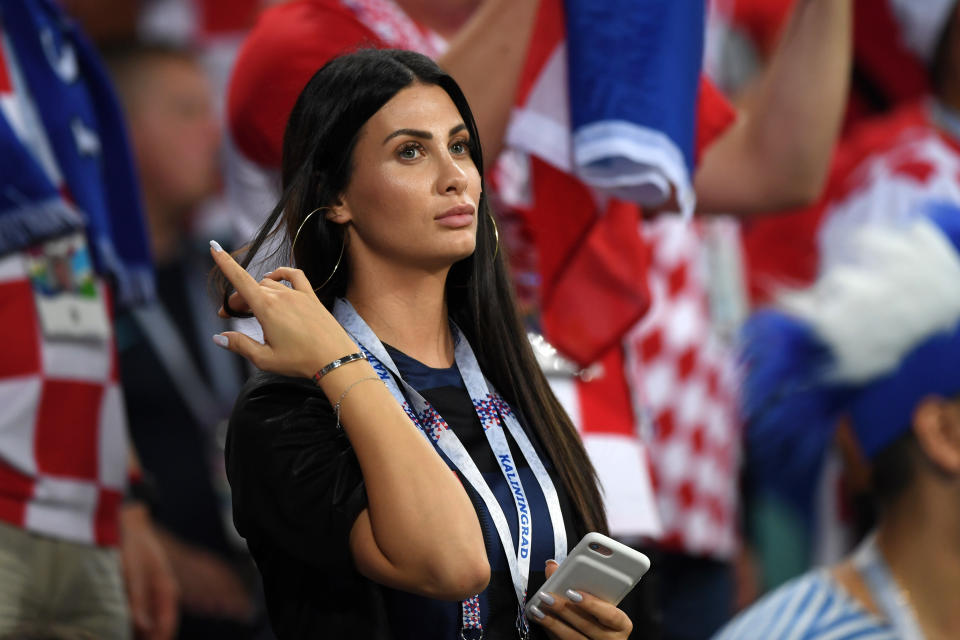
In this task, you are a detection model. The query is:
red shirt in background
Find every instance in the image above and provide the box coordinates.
[228,0,384,169]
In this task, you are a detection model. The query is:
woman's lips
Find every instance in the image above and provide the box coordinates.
[436,204,475,228]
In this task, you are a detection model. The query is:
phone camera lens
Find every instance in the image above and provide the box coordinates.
[588,542,614,556]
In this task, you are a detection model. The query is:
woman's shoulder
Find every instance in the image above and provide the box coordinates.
[239,368,316,393]
[230,371,334,439]
[236,369,327,405]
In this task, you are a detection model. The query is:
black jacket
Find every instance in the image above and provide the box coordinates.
[226,366,588,639]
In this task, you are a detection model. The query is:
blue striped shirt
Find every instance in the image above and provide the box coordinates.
[712,570,897,640]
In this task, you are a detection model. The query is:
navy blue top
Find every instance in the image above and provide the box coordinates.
[382,345,580,639]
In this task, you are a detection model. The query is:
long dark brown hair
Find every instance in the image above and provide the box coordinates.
[218,48,607,535]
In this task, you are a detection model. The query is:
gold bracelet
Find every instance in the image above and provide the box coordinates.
[334,376,383,429]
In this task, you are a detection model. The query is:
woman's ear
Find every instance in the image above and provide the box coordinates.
[326,199,351,224]
[913,395,960,474]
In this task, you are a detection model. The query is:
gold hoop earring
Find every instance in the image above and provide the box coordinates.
[488,212,500,260]
[292,207,328,252]
[291,207,346,292]
[313,235,345,292]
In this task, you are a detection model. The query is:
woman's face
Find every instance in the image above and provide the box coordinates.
[332,83,482,274]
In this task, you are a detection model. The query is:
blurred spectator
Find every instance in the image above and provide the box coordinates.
[107,45,221,263]
[702,0,960,604]
[0,1,177,638]
[128,0,265,274]
[732,2,960,589]
[103,43,266,639]
[715,208,960,639]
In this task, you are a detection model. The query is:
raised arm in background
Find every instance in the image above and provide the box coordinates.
[694,0,853,214]
[421,0,541,166]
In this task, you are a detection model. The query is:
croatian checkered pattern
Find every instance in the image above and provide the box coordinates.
[622,217,740,559]
[417,405,448,443]
[461,594,482,632]
[0,248,128,547]
[0,28,127,547]
[472,395,502,431]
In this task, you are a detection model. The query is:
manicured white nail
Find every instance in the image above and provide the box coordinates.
[209,240,223,252]
[565,589,583,603]
[546,559,559,568]
[528,605,545,620]
[538,592,555,606]
[212,334,229,348]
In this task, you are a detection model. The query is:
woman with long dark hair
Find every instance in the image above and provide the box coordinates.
[210,49,632,639]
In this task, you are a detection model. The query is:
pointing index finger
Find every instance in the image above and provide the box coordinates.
[209,240,262,311]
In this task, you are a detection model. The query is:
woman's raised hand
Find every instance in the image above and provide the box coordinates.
[209,241,359,378]
[529,560,634,640]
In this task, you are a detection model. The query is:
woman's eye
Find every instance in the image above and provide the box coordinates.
[450,141,469,155]
[398,143,423,160]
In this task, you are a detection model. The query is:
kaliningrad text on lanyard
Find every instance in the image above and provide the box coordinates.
[334,299,567,638]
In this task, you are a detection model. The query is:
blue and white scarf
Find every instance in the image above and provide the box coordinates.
[0,0,153,306]
[565,0,704,214]
[506,0,704,216]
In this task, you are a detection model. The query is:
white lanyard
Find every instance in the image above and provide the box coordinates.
[852,533,926,640]
[334,299,567,631]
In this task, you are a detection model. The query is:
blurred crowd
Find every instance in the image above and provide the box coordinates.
[1,0,958,639]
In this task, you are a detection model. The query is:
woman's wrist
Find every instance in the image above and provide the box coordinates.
[312,351,368,385]
[333,376,385,429]
[302,332,364,378]
[314,359,381,401]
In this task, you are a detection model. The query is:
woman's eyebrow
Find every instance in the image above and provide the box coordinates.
[383,128,430,144]
[382,123,468,145]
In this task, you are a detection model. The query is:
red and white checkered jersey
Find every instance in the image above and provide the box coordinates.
[0,22,127,547]
[520,74,738,546]
[545,217,743,555]
[0,251,127,546]
[623,218,742,560]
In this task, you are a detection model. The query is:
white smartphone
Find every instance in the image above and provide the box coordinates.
[524,532,651,619]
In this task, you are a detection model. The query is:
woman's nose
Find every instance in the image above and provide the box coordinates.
[438,153,468,195]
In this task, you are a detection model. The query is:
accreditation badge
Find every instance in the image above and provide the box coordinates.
[26,232,110,342]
